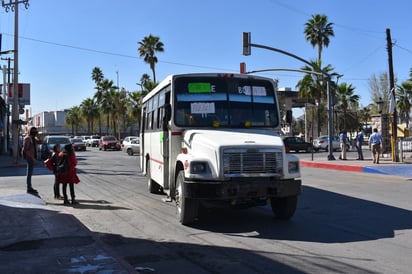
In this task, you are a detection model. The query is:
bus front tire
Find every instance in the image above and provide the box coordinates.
[175,171,198,225]
[270,196,297,220]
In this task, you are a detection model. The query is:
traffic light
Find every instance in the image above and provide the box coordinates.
[242,32,251,56]
[240,62,246,74]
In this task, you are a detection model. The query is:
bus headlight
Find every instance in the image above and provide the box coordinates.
[191,162,207,174]
[288,161,300,173]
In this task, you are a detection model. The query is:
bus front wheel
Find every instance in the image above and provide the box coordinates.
[175,171,198,225]
[270,196,298,220]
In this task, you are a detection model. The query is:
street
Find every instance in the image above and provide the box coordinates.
[4,147,412,273]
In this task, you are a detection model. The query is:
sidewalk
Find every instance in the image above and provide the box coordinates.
[0,154,137,273]
[1,152,411,273]
[300,151,412,178]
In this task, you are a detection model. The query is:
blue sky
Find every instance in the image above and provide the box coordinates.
[0,0,411,117]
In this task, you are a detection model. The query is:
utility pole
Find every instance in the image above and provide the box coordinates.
[1,0,29,163]
[386,28,398,162]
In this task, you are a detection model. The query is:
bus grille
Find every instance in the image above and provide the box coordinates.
[223,148,283,176]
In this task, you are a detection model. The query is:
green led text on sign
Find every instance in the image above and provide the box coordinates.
[188,83,211,93]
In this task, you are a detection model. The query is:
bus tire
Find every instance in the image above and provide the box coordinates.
[175,170,198,225]
[270,196,297,220]
[146,160,158,194]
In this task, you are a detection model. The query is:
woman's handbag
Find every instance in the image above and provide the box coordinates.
[44,157,54,171]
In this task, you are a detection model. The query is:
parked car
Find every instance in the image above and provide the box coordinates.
[122,136,138,148]
[87,135,100,147]
[313,135,350,152]
[99,136,121,151]
[81,136,90,145]
[282,136,313,153]
[123,138,140,156]
[40,135,71,160]
[70,137,87,151]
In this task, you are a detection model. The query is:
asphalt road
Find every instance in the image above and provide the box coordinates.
[35,147,412,273]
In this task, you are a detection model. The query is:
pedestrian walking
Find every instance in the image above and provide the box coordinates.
[57,143,80,205]
[51,144,63,200]
[369,128,383,164]
[356,127,364,160]
[22,126,39,195]
[338,130,348,160]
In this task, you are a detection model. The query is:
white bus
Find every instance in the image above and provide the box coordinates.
[140,73,301,225]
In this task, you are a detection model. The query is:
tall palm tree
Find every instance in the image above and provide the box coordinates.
[335,82,359,130]
[91,67,105,135]
[396,81,412,127]
[138,35,164,83]
[91,67,104,84]
[80,98,99,134]
[95,79,117,134]
[304,14,334,62]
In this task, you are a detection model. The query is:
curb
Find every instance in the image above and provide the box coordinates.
[300,160,363,173]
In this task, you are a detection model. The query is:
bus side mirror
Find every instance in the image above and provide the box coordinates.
[285,110,293,124]
[163,104,172,130]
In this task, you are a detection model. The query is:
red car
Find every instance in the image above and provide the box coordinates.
[99,136,121,151]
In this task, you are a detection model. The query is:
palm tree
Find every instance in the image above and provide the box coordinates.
[304,14,334,62]
[91,67,105,135]
[80,98,99,134]
[91,67,104,84]
[95,79,117,134]
[396,81,412,127]
[335,82,360,130]
[138,35,164,83]
[296,60,334,136]
[66,106,82,136]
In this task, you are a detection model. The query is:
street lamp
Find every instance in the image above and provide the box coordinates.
[377,97,384,114]
[2,0,29,163]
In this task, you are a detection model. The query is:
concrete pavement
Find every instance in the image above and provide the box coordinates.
[1,150,411,273]
[0,154,136,273]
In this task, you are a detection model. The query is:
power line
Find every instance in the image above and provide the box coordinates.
[0,32,236,72]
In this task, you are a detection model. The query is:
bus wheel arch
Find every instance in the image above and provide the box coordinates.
[175,170,199,225]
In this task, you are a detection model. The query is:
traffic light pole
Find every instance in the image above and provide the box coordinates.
[242,32,336,160]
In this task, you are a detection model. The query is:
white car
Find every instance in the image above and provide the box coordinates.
[87,135,100,147]
[122,136,138,149]
[123,138,140,156]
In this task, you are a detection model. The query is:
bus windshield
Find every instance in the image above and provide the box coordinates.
[173,76,279,128]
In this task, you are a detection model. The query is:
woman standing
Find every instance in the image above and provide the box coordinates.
[51,144,63,199]
[57,143,80,205]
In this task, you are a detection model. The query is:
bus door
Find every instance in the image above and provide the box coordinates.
[161,94,171,191]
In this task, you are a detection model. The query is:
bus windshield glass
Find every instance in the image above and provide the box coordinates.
[174,76,279,128]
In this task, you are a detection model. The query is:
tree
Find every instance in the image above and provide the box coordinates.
[138,34,164,83]
[296,60,334,136]
[80,98,99,134]
[95,79,117,134]
[66,106,81,136]
[334,82,360,131]
[304,14,334,62]
[368,72,391,114]
[396,80,412,127]
[91,67,104,84]
[91,67,105,135]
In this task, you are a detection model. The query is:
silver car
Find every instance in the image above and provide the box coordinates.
[123,138,140,156]
[313,135,350,152]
